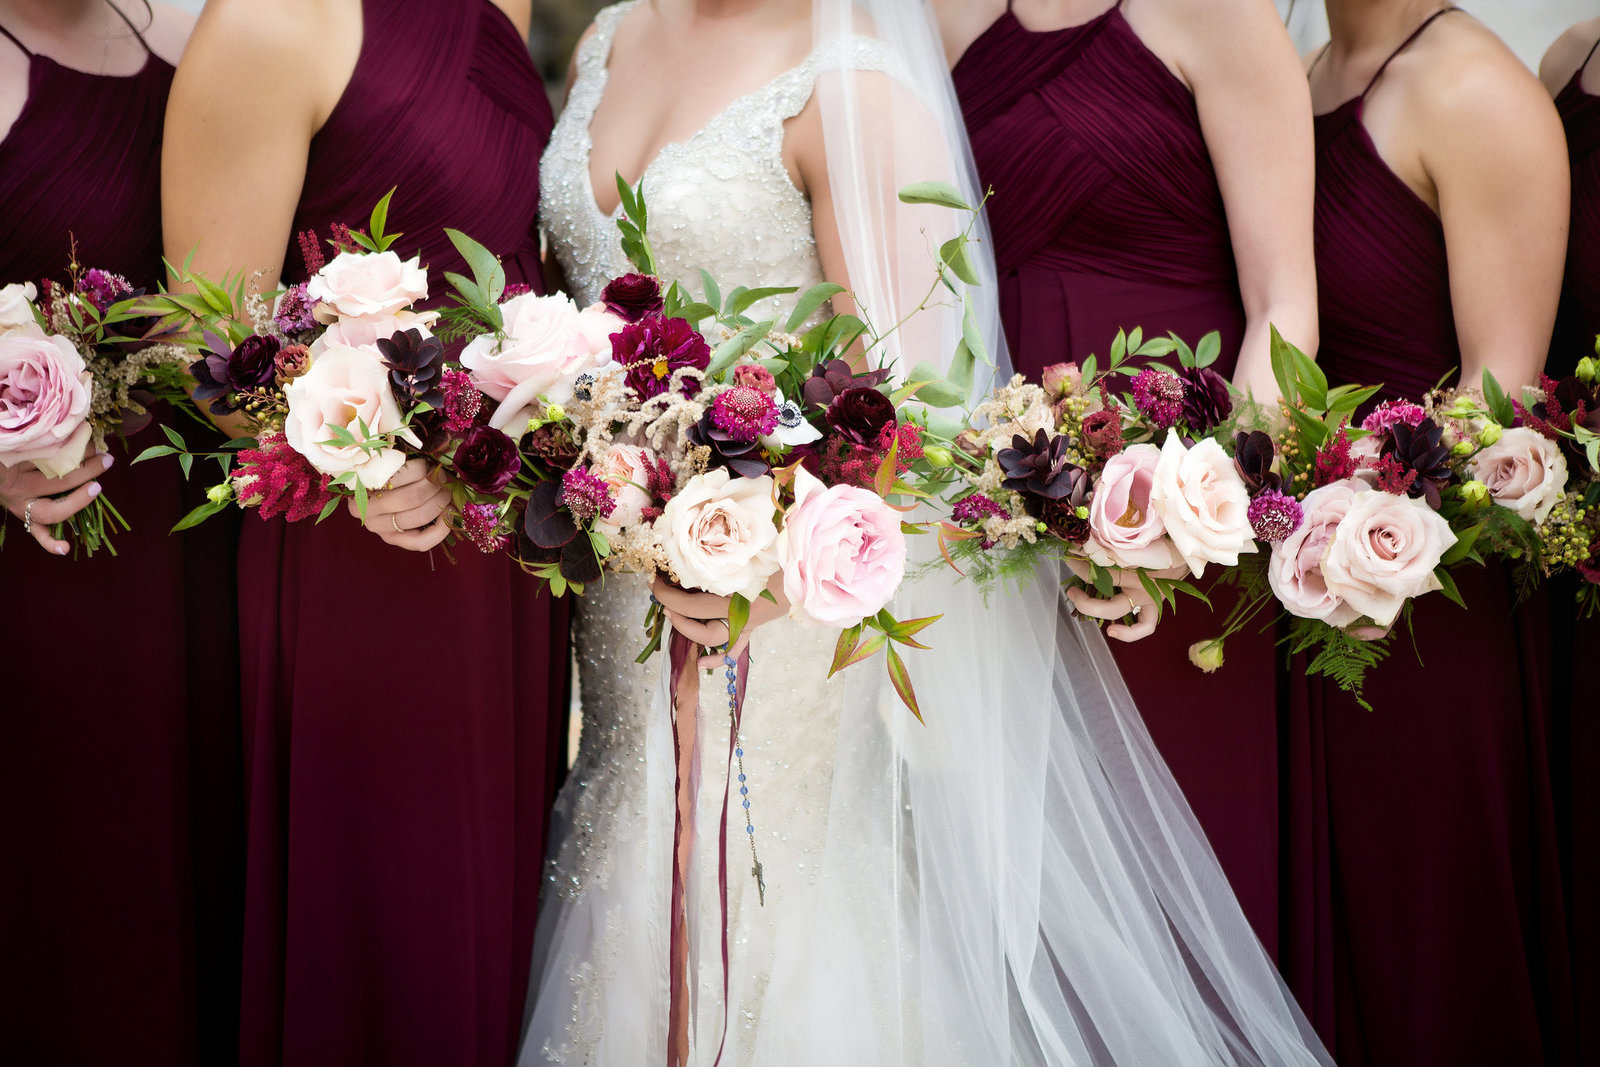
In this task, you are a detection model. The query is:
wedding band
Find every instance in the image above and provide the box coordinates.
[22,499,35,534]
[391,515,403,534]
[1129,604,1142,617]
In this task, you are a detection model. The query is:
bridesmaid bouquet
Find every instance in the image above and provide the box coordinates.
[1513,354,1600,615]
[0,265,196,554]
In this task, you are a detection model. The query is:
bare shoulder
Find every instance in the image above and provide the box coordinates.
[1138,0,1301,85]
[1539,17,1600,95]
[1402,15,1562,155]
[138,2,196,66]
[931,0,1004,68]
[173,0,358,122]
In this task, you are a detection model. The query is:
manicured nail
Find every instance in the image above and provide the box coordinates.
[87,482,102,498]
[102,453,115,469]
[53,544,68,555]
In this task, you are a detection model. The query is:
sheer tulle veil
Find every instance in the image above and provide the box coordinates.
[803,1,1334,1062]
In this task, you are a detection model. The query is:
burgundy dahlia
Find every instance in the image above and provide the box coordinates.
[1178,365,1232,433]
[616,314,711,399]
[1130,368,1186,430]
[453,424,522,495]
[192,332,281,415]
[378,328,447,411]
[826,386,897,447]
[601,273,664,323]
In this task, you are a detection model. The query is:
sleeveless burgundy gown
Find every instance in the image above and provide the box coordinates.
[0,15,243,1065]
[233,2,567,1064]
[953,1,1283,957]
[1553,38,1600,1065]
[1285,15,1575,1064]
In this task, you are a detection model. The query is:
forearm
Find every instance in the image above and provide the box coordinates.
[1234,300,1318,402]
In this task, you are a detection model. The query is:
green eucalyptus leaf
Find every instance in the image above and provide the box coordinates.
[707,319,776,377]
[897,181,971,211]
[784,283,846,333]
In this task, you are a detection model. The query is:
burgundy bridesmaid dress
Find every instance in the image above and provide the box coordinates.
[953,0,1283,957]
[1285,13,1575,1064]
[0,13,243,1066]
[233,2,568,1064]
[1553,36,1600,1065]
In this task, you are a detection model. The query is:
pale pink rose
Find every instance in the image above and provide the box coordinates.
[1470,426,1568,524]
[1349,435,1384,487]
[777,467,906,627]
[305,251,429,320]
[1149,432,1257,576]
[660,468,780,599]
[460,293,622,432]
[1321,489,1456,627]
[1267,480,1363,627]
[283,342,420,489]
[0,282,39,336]
[1084,443,1185,571]
[593,443,655,535]
[310,309,439,354]
[0,328,93,478]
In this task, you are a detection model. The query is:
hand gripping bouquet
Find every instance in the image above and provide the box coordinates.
[0,258,198,554]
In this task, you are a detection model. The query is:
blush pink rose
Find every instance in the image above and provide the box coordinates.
[1084,442,1185,571]
[311,309,439,354]
[593,442,655,536]
[283,342,420,489]
[0,282,39,336]
[0,328,93,478]
[460,293,622,433]
[1267,480,1362,627]
[1149,432,1256,576]
[306,250,429,320]
[777,467,907,627]
[660,468,780,599]
[1321,489,1456,627]
[1470,426,1568,524]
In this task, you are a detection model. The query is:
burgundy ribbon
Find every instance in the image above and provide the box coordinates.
[665,630,750,1067]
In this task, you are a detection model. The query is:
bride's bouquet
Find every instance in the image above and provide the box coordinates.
[0,262,197,554]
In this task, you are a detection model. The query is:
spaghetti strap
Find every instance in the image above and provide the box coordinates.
[1305,41,1332,79]
[1581,31,1600,76]
[102,0,153,56]
[1362,6,1457,98]
[0,22,34,58]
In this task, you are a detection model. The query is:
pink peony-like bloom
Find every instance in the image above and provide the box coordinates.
[1320,488,1456,627]
[461,293,621,432]
[660,468,780,598]
[1469,426,1568,523]
[1247,489,1303,543]
[1267,480,1363,626]
[593,442,657,535]
[711,385,779,441]
[0,327,93,477]
[777,467,907,627]
[1085,442,1185,571]
[1130,368,1186,430]
[231,430,335,522]
[1361,400,1427,436]
[306,250,429,320]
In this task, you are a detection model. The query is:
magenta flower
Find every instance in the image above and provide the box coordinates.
[952,493,1007,526]
[560,467,617,525]
[461,502,510,553]
[231,430,334,522]
[440,369,483,433]
[710,385,779,441]
[1247,489,1303,543]
[274,282,317,334]
[615,314,711,399]
[76,268,134,313]
[1361,400,1427,436]
[1130,368,1186,429]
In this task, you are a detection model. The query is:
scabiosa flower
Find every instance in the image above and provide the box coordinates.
[601,273,664,323]
[439,368,483,433]
[231,430,334,522]
[460,501,511,553]
[734,364,777,394]
[378,328,447,411]
[710,385,779,441]
[1247,489,1303,543]
[559,467,617,525]
[1130,368,1186,429]
[1178,365,1233,433]
[616,313,711,399]
[274,282,318,334]
[453,424,521,494]
[192,332,281,415]
[688,408,770,478]
[1361,400,1427,436]
[953,492,1008,526]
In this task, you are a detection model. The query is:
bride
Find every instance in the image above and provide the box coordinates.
[523,1,1330,1064]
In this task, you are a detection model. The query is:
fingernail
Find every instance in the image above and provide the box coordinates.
[53,544,68,555]
[87,482,102,498]
[102,453,115,469]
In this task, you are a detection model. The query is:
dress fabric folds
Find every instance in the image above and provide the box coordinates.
[0,26,244,1066]
[234,2,568,1064]
[952,3,1282,957]
[1553,50,1600,378]
[1283,54,1576,1064]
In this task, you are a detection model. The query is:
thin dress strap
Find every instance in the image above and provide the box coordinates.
[1580,31,1600,78]
[1362,6,1457,98]
[0,22,34,58]
[102,0,153,56]
[1305,40,1332,79]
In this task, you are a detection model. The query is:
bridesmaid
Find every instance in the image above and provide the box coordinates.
[162,0,567,1063]
[939,0,1317,955]
[1542,19,1600,1065]
[0,3,246,1064]
[1291,5,1574,1063]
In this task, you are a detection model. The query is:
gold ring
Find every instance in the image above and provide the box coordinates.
[391,514,403,534]
[22,498,35,535]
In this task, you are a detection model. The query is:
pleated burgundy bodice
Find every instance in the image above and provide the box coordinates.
[953,5,1245,377]
[1553,54,1600,376]
[1313,99,1459,403]
[0,39,170,287]
[283,0,553,288]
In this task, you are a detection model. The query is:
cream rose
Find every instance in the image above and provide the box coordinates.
[1470,426,1568,524]
[1084,443,1185,571]
[306,251,429,320]
[1321,489,1456,627]
[1267,480,1363,627]
[0,328,93,478]
[1149,432,1256,576]
[283,342,420,489]
[777,467,907,628]
[659,469,780,599]
[310,309,439,354]
[460,293,622,433]
[0,282,39,336]
[594,443,655,536]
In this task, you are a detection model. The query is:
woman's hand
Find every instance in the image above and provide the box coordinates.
[0,452,114,556]
[349,457,451,552]
[1064,560,1188,643]
[651,570,792,669]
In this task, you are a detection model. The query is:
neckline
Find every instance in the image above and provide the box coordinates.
[1318,101,1441,223]
[958,5,1189,102]
[579,1,813,220]
[1001,4,1119,38]
[0,49,162,157]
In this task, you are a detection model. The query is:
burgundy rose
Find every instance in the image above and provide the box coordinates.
[601,273,665,323]
[453,424,522,494]
[1179,365,1233,433]
[802,358,891,410]
[826,386,897,447]
[192,331,281,415]
[616,314,711,399]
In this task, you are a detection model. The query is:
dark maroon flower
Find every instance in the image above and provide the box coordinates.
[615,314,711,399]
[1530,374,1600,464]
[1041,487,1093,544]
[688,409,770,479]
[378,328,446,411]
[826,387,897,447]
[1233,431,1282,495]
[1179,365,1233,432]
[997,429,1087,514]
[601,273,664,323]
[192,331,281,415]
[1080,405,1125,458]
[521,422,580,467]
[1577,541,1600,587]
[453,424,521,494]
[1382,418,1452,509]
[801,359,891,410]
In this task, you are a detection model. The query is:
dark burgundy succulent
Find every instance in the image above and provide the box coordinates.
[191,331,281,415]
[378,328,447,411]
[453,424,522,494]
[522,479,602,584]
[801,359,892,410]
[825,386,897,447]
[616,314,711,399]
[1179,365,1233,433]
[601,273,664,323]
[1382,417,1453,509]
[688,409,770,479]
[997,429,1087,514]
[1233,431,1282,495]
